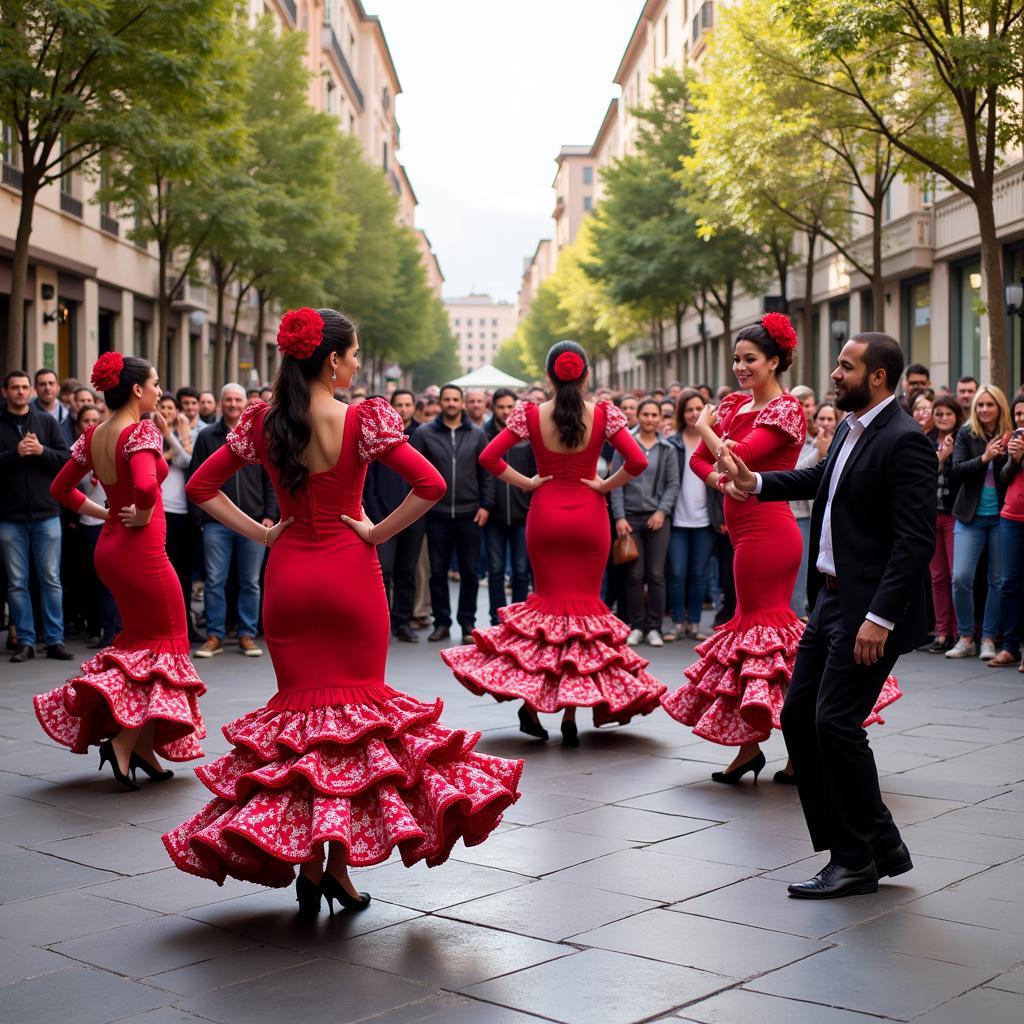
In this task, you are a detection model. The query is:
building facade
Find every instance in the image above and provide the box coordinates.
[445,295,519,374]
[0,0,439,390]
[526,0,1024,395]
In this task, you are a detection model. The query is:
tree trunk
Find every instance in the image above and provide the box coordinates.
[870,196,885,329]
[975,187,1008,392]
[674,303,685,383]
[254,290,267,384]
[801,229,818,389]
[213,264,227,392]
[4,174,39,372]
[155,236,172,384]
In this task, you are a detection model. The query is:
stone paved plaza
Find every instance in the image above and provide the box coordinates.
[2,600,1023,1024]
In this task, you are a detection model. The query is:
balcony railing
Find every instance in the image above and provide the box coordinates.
[166,276,208,311]
[2,162,22,190]
[322,26,364,111]
[100,212,120,236]
[60,192,83,218]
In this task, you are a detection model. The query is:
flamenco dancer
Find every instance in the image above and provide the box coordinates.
[721,333,934,898]
[442,341,666,747]
[660,315,900,783]
[34,354,207,789]
[163,309,522,916]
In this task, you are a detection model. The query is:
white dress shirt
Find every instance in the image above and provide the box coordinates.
[754,394,897,630]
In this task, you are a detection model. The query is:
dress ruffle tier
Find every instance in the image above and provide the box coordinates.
[33,637,206,761]
[660,611,902,745]
[442,595,667,727]
[161,691,524,888]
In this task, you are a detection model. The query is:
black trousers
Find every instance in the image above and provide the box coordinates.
[426,514,482,631]
[780,586,902,869]
[624,515,671,632]
[378,519,426,629]
[712,529,736,627]
[165,513,194,613]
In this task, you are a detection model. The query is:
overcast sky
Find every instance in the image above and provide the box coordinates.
[368,0,640,304]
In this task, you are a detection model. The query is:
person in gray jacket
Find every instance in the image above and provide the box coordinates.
[610,397,680,646]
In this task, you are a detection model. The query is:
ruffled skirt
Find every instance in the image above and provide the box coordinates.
[33,637,206,761]
[162,691,524,888]
[442,595,667,727]
[660,611,902,745]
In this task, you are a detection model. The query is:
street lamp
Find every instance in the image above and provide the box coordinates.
[1006,280,1024,316]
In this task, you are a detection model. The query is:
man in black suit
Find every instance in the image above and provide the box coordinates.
[723,333,936,899]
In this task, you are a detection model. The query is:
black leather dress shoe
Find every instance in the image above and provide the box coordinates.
[427,626,450,642]
[392,623,419,643]
[787,860,878,899]
[46,643,74,661]
[10,644,34,663]
[875,842,913,879]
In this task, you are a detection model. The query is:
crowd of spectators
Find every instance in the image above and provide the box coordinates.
[2,360,1023,669]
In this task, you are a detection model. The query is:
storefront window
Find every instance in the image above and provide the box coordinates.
[956,262,982,381]
[1008,248,1024,391]
[903,279,931,367]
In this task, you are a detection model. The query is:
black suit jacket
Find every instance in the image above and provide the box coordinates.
[758,398,936,654]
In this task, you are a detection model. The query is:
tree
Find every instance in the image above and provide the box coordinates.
[404,299,461,391]
[494,331,533,380]
[0,0,234,371]
[780,0,1024,391]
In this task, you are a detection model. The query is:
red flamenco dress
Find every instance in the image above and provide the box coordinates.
[442,401,666,727]
[162,399,523,888]
[34,420,206,761]
[660,392,901,744]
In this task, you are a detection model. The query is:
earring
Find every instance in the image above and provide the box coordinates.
[331,367,337,381]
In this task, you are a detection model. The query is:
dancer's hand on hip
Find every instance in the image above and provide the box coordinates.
[265,517,294,548]
[854,619,889,666]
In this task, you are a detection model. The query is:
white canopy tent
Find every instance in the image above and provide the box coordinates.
[448,365,527,389]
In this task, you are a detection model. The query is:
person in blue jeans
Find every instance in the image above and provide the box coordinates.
[188,385,278,658]
[989,395,1024,669]
[946,386,1012,661]
[664,390,715,641]
[0,369,73,662]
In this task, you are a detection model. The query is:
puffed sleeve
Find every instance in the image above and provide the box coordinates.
[603,401,629,438]
[357,397,407,463]
[505,401,532,440]
[225,399,266,465]
[123,420,163,510]
[753,394,807,447]
[49,426,94,512]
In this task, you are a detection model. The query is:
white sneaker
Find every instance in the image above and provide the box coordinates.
[646,629,664,647]
[945,637,976,659]
[979,638,997,660]
[626,629,643,647]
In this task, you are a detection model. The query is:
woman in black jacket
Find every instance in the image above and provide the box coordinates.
[946,386,1012,661]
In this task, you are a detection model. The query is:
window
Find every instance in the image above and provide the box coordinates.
[325,78,337,115]
[902,277,931,367]
[492,332,497,339]
[454,318,460,326]
[382,141,388,170]
[491,318,497,326]
[583,166,593,185]
[953,262,982,380]
[324,1,333,26]
[480,318,487,326]
[663,14,669,57]
[468,331,473,338]
[884,185,892,223]
[583,196,593,211]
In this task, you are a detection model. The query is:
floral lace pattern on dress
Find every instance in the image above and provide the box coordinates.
[505,402,532,440]
[602,401,628,438]
[357,398,407,462]
[226,400,266,465]
[753,393,806,446]
[161,692,523,887]
[123,419,164,456]
[70,431,90,466]
[442,595,667,727]
[660,612,901,745]
[33,641,207,761]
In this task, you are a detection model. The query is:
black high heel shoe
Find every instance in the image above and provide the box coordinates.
[561,721,580,748]
[98,740,140,791]
[711,751,766,785]
[773,769,798,785]
[320,872,371,914]
[518,705,549,741]
[295,874,322,917]
[130,751,174,783]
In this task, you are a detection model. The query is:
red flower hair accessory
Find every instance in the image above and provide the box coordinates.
[90,352,124,391]
[761,312,798,351]
[277,307,324,360]
[553,351,586,382]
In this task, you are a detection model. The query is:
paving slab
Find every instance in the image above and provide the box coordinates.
[0,889,158,945]
[359,858,532,912]
[536,803,711,843]
[142,944,309,996]
[353,993,548,1023]
[0,937,72,988]
[32,824,177,875]
[462,948,729,1024]
[0,848,116,903]
[909,985,1023,1023]
[677,988,889,1023]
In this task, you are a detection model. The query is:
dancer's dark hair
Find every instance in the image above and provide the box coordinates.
[545,340,588,449]
[265,308,357,495]
[104,357,153,410]
[734,323,794,374]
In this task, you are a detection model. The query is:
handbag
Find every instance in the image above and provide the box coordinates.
[612,531,639,565]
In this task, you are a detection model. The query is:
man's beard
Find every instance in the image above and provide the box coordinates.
[835,377,871,412]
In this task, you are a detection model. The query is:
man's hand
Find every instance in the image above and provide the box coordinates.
[17,432,43,457]
[854,619,889,666]
[717,446,757,493]
[474,508,489,527]
[647,510,665,531]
